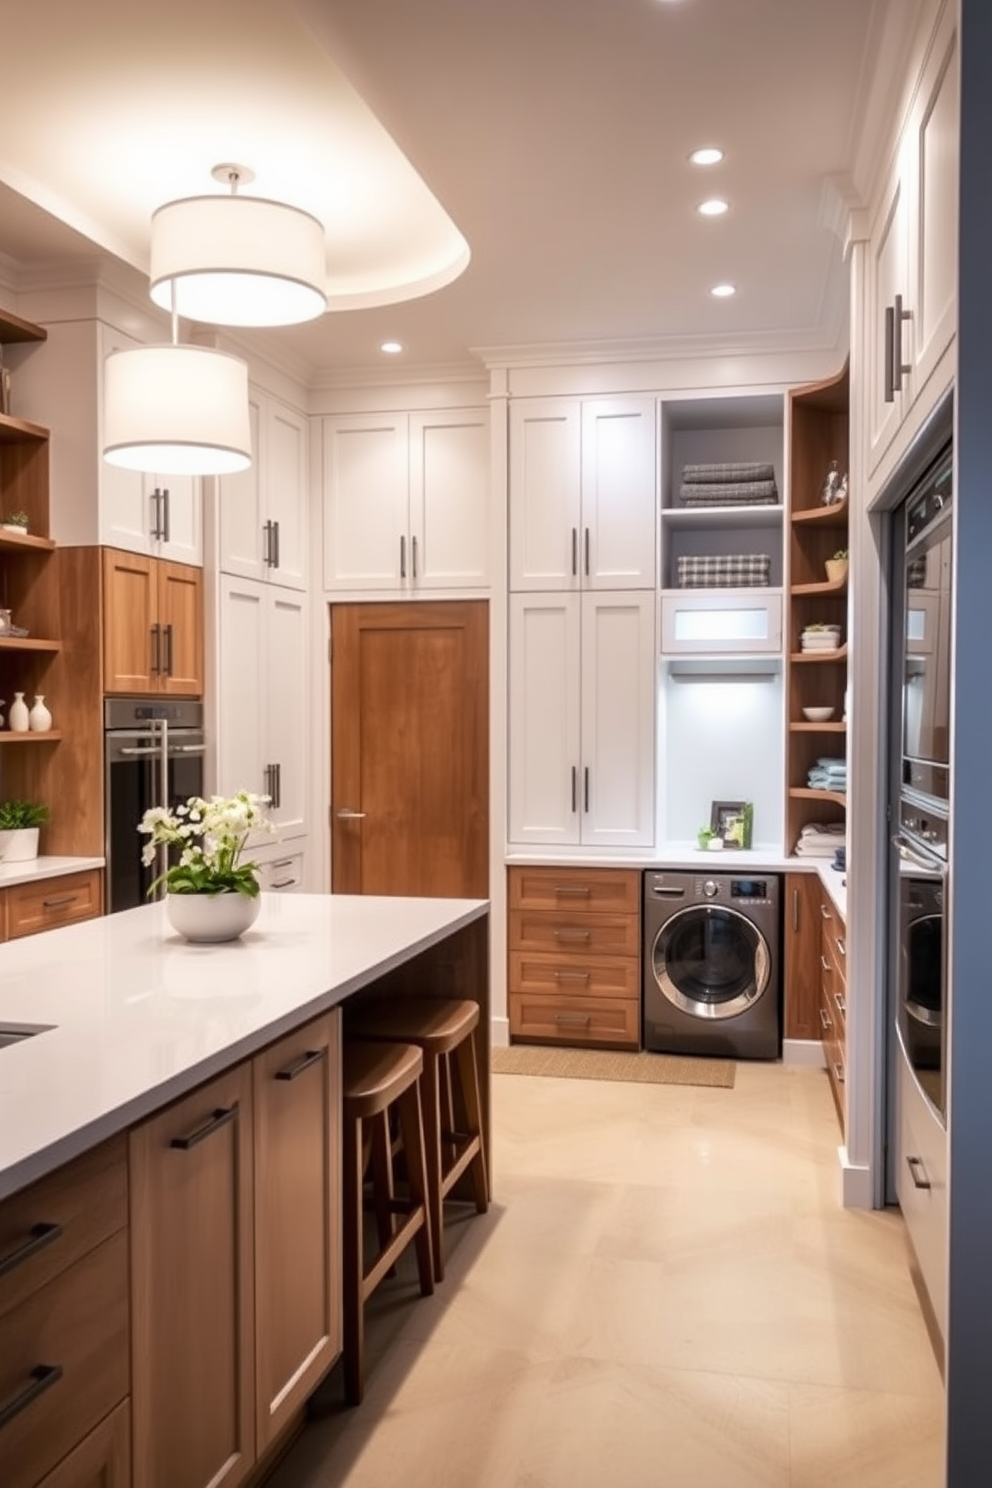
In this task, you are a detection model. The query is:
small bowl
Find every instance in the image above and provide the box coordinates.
[802,706,835,722]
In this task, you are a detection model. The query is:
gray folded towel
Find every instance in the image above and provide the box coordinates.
[682,462,777,484]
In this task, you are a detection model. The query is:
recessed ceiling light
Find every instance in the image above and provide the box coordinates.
[697,198,729,217]
[710,283,737,298]
[689,147,724,167]
[380,340,403,354]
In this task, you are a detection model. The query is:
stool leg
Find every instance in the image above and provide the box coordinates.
[369,1109,397,1259]
[418,1050,446,1282]
[454,1032,490,1211]
[395,1080,435,1298]
[343,1114,367,1407]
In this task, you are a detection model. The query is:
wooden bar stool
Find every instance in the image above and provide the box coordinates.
[342,1038,434,1405]
[349,998,489,1282]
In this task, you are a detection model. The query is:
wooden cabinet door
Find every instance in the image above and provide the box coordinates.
[102,547,156,693]
[34,1400,130,1488]
[322,413,408,592]
[130,1064,255,1488]
[157,560,203,696]
[508,399,581,592]
[782,871,822,1042]
[508,592,581,846]
[580,398,656,590]
[253,1012,341,1451]
[580,591,655,847]
[409,407,489,589]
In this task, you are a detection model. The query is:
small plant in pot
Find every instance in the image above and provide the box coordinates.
[139,791,274,942]
[2,510,29,534]
[0,798,49,863]
[825,549,849,584]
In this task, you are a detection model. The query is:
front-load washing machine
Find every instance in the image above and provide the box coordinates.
[643,870,780,1059]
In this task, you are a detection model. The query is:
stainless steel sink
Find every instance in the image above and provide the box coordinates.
[0,1023,54,1049]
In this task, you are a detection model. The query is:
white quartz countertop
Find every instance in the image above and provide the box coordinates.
[0,892,487,1201]
[0,855,105,888]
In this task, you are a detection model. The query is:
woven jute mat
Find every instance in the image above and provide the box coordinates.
[492,1044,735,1089]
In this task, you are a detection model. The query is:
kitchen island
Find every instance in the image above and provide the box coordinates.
[0,892,490,1488]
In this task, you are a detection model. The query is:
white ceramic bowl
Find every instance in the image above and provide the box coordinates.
[802,706,835,722]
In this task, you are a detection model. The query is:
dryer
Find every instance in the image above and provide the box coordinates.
[643,870,780,1060]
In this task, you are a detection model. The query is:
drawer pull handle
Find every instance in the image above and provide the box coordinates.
[42,894,78,909]
[554,1013,592,1027]
[554,930,591,943]
[833,991,847,1017]
[271,858,294,870]
[820,955,831,974]
[554,970,591,982]
[275,1049,325,1082]
[270,877,296,889]
[833,1061,845,1084]
[820,904,832,920]
[0,1363,64,1432]
[906,1155,931,1190]
[819,1007,832,1031]
[554,886,592,897]
[0,1221,63,1280]
[171,1106,237,1151]
[835,936,846,958]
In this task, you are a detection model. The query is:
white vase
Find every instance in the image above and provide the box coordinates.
[8,692,29,733]
[166,891,261,944]
[28,695,52,732]
[0,826,40,863]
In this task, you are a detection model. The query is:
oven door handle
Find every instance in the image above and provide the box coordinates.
[117,745,163,757]
[893,831,945,873]
[168,744,206,755]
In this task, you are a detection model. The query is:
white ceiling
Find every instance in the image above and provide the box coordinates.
[0,0,917,383]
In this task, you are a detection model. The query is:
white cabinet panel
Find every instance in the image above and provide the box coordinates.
[913,24,958,401]
[219,396,264,576]
[508,401,581,591]
[322,413,412,591]
[265,588,307,837]
[219,392,307,590]
[410,409,489,587]
[218,580,266,803]
[508,590,655,847]
[867,164,911,474]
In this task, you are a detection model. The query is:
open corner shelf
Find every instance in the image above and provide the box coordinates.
[0,308,47,345]
[0,730,63,745]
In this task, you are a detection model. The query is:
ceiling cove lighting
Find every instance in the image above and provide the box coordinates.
[710,283,737,298]
[697,198,729,217]
[149,164,327,327]
[689,147,724,166]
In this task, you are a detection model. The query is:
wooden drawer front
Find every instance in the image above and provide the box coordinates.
[508,866,640,915]
[510,950,639,1001]
[0,1230,130,1488]
[35,1399,130,1488]
[821,919,847,1036]
[509,909,639,958]
[4,871,102,941]
[821,983,846,1129]
[509,993,639,1048]
[0,1136,127,1319]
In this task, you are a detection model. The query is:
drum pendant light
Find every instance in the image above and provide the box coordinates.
[149,164,327,327]
[103,288,252,476]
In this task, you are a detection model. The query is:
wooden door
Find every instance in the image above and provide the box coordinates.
[331,600,488,897]
[129,1063,255,1488]
[102,546,155,692]
[253,1011,341,1451]
[158,560,204,696]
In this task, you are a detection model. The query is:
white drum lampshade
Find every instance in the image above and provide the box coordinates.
[149,193,328,327]
[102,345,253,476]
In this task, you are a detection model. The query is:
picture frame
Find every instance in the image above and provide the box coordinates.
[710,799,753,848]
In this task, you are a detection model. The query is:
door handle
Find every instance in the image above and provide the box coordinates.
[162,486,171,545]
[411,533,418,579]
[906,1155,931,1190]
[571,527,578,578]
[336,808,367,820]
[584,527,590,577]
[400,534,407,579]
[262,520,272,566]
[163,623,173,677]
[150,623,161,675]
[272,519,280,569]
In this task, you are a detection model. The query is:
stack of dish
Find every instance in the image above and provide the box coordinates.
[800,624,842,652]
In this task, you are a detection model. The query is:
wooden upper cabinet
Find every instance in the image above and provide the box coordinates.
[102,546,203,696]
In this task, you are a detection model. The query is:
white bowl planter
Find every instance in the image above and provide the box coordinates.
[165,891,260,943]
[0,827,40,862]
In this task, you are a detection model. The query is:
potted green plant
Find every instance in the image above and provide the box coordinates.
[825,549,849,584]
[139,790,274,941]
[2,509,29,535]
[0,798,49,862]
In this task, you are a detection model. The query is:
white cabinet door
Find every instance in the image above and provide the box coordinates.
[867,161,911,476]
[219,394,265,578]
[218,576,267,802]
[150,472,201,566]
[264,587,307,837]
[99,323,151,554]
[322,413,408,591]
[581,398,657,590]
[580,591,656,847]
[265,399,308,590]
[508,400,581,591]
[409,408,490,588]
[508,593,582,845]
[910,13,958,403]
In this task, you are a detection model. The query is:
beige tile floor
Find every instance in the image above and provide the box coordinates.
[268,1061,945,1488]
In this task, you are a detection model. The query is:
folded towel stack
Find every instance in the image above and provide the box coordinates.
[807,756,847,792]
[794,822,846,857]
[676,553,771,588]
[679,461,779,508]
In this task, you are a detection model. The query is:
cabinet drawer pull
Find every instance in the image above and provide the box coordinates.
[0,1363,64,1432]
[584,766,590,813]
[42,894,78,909]
[584,526,590,577]
[792,888,799,933]
[270,877,296,889]
[170,1106,237,1151]
[271,857,294,870]
[554,929,591,944]
[906,1154,931,1190]
[884,303,896,403]
[554,1013,591,1027]
[0,1221,63,1280]
[554,970,591,982]
[150,623,161,675]
[411,533,418,579]
[275,1048,325,1082]
[833,991,847,1017]
[820,954,831,974]
[163,623,174,678]
[554,885,592,897]
[819,904,832,920]
[819,1007,832,1031]
[833,1061,845,1084]
[571,527,578,578]
[835,936,846,958]
[571,766,577,814]
[272,519,280,570]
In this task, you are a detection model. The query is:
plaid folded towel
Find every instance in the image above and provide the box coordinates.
[676,553,771,588]
[679,484,778,507]
[682,462,777,484]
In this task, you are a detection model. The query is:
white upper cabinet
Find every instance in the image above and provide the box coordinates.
[867,4,958,477]
[509,396,656,592]
[508,589,656,847]
[218,389,308,590]
[322,407,489,593]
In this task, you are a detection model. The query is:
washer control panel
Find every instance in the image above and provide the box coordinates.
[692,877,773,905]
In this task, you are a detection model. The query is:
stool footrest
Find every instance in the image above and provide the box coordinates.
[363,1210,429,1298]
[440,1136,487,1204]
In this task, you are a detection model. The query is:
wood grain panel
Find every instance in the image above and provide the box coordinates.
[103,547,155,694]
[3,869,102,940]
[508,865,640,913]
[158,560,204,697]
[782,871,823,1042]
[508,993,639,1048]
[34,1400,130,1488]
[509,949,639,1001]
[509,908,639,958]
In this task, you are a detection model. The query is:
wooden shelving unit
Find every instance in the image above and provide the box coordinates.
[785,366,850,854]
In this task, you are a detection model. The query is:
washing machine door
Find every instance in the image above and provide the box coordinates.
[651,904,770,1020]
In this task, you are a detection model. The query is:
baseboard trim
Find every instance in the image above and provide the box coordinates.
[840,1149,873,1209]
[782,1038,826,1068]
[491,1014,510,1048]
